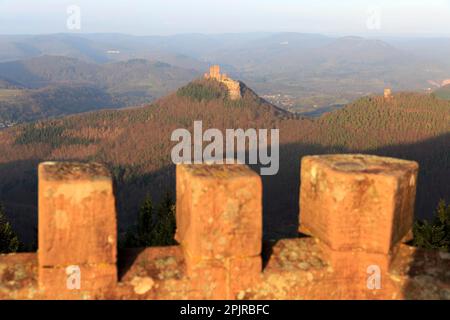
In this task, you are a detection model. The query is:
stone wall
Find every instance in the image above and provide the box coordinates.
[0,155,448,300]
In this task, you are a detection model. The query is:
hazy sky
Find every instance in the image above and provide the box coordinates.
[0,0,449,36]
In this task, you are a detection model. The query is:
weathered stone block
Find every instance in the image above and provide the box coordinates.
[189,259,228,299]
[299,154,418,255]
[38,162,117,290]
[39,263,117,295]
[318,241,395,278]
[229,256,262,297]
[176,164,262,263]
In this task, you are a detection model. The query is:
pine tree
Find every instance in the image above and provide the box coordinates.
[137,196,154,245]
[123,193,176,248]
[153,192,177,246]
[413,200,450,252]
[0,204,21,253]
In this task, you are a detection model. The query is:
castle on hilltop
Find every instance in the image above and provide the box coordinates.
[204,65,242,100]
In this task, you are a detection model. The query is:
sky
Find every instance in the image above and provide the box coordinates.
[0,0,449,36]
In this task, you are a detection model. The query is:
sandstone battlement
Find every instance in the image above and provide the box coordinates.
[0,155,449,300]
[204,65,242,100]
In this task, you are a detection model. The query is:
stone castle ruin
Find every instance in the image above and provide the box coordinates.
[204,65,242,100]
[0,155,448,300]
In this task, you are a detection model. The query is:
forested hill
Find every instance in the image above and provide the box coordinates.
[0,79,448,243]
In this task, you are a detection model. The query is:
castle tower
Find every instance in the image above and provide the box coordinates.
[208,65,220,80]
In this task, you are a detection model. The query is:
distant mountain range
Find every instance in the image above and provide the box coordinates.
[1,33,450,120]
[0,55,199,123]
